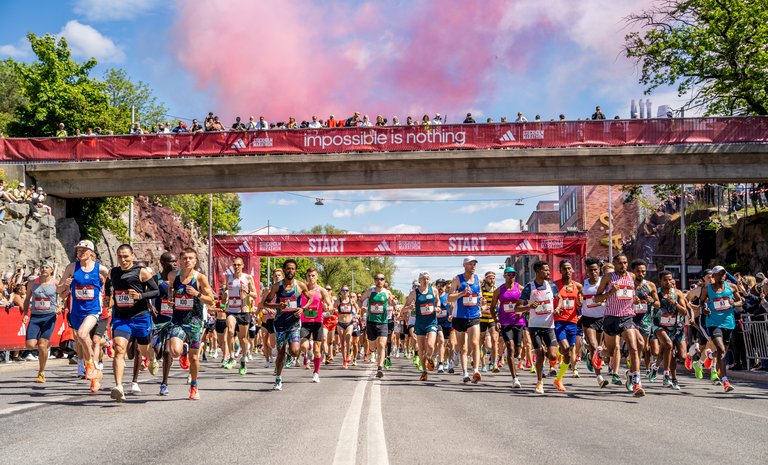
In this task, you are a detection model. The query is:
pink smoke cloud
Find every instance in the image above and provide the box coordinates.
[172,0,651,122]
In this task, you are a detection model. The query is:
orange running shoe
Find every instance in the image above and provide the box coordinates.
[426,358,435,372]
[723,380,734,392]
[419,372,428,381]
[84,361,94,380]
[471,371,482,384]
[591,351,603,371]
[554,379,567,392]
[179,355,190,370]
[189,385,200,400]
[90,369,103,393]
[703,349,713,370]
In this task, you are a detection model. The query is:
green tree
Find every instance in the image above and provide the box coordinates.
[624,0,768,115]
[102,68,168,133]
[67,196,132,242]
[154,194,241,234]
[8,33,112,136]
[0,59,24,136]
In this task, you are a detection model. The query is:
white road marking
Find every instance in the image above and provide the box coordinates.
[366,381,389,465]
[332,370,370,465]
[0,397,69,417]
[712,405,768,420]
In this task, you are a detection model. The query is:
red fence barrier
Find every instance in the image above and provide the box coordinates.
[2,117,767,162]
[0,306,71,351]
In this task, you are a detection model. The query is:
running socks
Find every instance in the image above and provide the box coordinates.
[190,380,198,387]
[556,362,570,381]
[313,357,321,374]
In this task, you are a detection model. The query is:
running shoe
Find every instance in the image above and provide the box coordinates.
[472,371,482,384]
[239,360,247,376]
[625,370,632,392]
[572,369,580,379]
[426,358,435,372]
[84,361,94,380]
[463,374,471,383]
[671,379,681,391]
[106,341,114,358]
[710,370,721,385]
[96,361,104,371]
[221,359,228,368]
[285,355,293,368]
[325,355,332,365]
[492,364,500,374]
[649,364,658,382]
[553,379,566,392]
[480,365,488,373]
[189,386,200,400]
[512,378,522,389]
[703,349,713,370]
[663,375,672,387]
[597,376,609,389]
[342,361,348,369]
[723,380,734,392]
[273,377,283,391]
[264,359,271,369]
[90,369,103,393]
[413,355,420,367]
[585,355,594,372]
[384,357,392,369]
[419,372,428,382]
[517,360,523,370]
[148,359,159,376]
[131,382,141,393]
[110,384,126,402]
[525,359,532,369]
[548,365,557,377]
[36,373,46,383]
[179,355,190,370]
[534,382,544,394]
[693,360,704,379]
[312,373,320,383]
[633,383,645,397]
[304,360,311,370]
[141,357,149,371]
[448,366,455,374]
[611,374,622,385]
[159,384,169,396]
[685,354,693,371]
[352,359,357,367]
[530,364,537,374]
[376,369,384,379]
[437,363,444,373]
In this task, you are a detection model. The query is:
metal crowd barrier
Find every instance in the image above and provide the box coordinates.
[741,313,768,368]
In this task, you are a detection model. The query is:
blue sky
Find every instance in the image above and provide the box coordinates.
[1,0,691,292]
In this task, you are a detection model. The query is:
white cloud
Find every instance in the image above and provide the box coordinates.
[73,0,158,22]
[368,223,423,234]
[332,208,352,218]
[269,198,298,206]
[58,20,125,63]
[353,200,388,216]
[249,225,293,235]
[457,201,508,214]
[0,38,31,59]
[485,218,523,233]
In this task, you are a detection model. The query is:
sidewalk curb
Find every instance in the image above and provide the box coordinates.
[727,370,768,384]
[0,358,71,374]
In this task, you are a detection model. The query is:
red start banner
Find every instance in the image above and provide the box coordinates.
[213,233,586,258]
[0,307,71,350]
[2,117,767,162]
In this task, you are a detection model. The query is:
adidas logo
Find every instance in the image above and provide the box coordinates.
[514,239,533,251]
[231,138,247,149]
[374,240,392,252]
[17,323,26,337]
[235,241,252,253]
[499,130,516,142]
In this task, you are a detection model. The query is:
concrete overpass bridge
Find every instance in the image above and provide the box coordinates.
[1,118,765,197]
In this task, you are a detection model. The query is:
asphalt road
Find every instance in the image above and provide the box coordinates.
[1,354,767,465]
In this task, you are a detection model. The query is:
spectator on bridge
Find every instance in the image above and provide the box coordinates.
[592,105,606,120]
[55,123,67,138]
[74,129,82,137]
[500,117,507,123]
[0,277,8,306]
[231,116,246,131]
[375,115,386,127]
[204,112,215,130]
[463,113,476,124]
[84,128,94,136]
[486,117,494,123]
[534,115,542,122]
[209,116,226,131]
[391,116,400,126]
[432,114,443,125]
[326,115,338,128]
[287,117,298,129]
[406,116,414,126]
[255,116,269,130]
[359,115,372,127]
[172,121,188,133]
[421,114,431,127]
[131,122,144,135]
[345,112,360,127]
[515,112,528,122]
[190,119,204,133]
[559,114,566,121]
[308,116,323,129]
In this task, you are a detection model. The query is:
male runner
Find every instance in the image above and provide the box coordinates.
[21,260,60,383]
[259,268,283,369]
[435,279,453,373]
[447,257,483,384]
[299,267,332,382]
[700,265,742,392]
[323,284,339,364]
[165,248,215,399]
[553,260,583,391]
[480,271,499,373]
[489,267,524,388]
[359,272,393,379]
[630,259,661,380]
[58,240,109,393]
[653,271,689,390]
[107,244,159,402]
[224,257,258,375]
[404,272,439,381]
[581,258,610,388]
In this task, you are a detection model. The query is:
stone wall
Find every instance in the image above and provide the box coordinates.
[0,202,71,277]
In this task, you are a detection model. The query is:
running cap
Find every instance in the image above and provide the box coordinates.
[76,240,95,251]
[39,260,53,268]
[484,270,496,277]
[463,256,478,265]
[19,182,25,187]
[418,271,430,280]
[711,265,726,274]
[503,266,517,274]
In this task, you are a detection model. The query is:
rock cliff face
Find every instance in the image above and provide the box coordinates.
[717,212,768,273]
[0,202,71,275]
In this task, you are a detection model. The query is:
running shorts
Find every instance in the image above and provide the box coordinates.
[528,327,557,350]
[366,321,389,341]
[452,317,480,333]
[580,316,604,333]
[440,326,452,339]
[301,322,323,341]
[276,321,301,348]
[227,312,250,327]
[26,313,57,341]
[414,323,439,336]
[554,321,579,346]
[501,324,525,346]
[215,319,227,334]
[261,318,275,334]
[632,312,653,337]
[708,326,733,346]
[111,312,152,344]
[480,321,495,333]
[603,315,635,337]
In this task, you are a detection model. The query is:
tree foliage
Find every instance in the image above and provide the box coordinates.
[624,0,768,115]
[67,196,132,243]
[153,194,242,235]
[102,68,168,133]
[0,59,24,136]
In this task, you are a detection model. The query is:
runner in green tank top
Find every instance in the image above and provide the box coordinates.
[360,272,392,378]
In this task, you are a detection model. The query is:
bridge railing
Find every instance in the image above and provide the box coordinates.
[2,117,767,163]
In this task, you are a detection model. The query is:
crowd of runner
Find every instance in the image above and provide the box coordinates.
[15,239,768,402]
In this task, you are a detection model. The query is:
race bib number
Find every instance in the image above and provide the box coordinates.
[659,314,676,327]
[174,295,194,311]
[584,295,600,308]
[633,302,647,314]
[370,303,384,314]
[115,290,135,308]
[340,304,352,314]
[75,286,95,301]
[713,297,731,311]
[503,302,516,313]
[436,307,448,318]
[462,293,478,306]
[34,297,52,310]
[160,299,173,315]
[280,298,297,309]
[616,285,633,300]
[420,304,434,316]
[562,298,575,310]
[228,297,242,310]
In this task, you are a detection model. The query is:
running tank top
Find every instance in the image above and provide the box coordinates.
[498,282,524,327]
[226,275,251,313]
[300,287,323,323]
[656,289,681,328]
[480,284,495,323]
[172,271,204,322]
[527,280,556,329]
[455,274,480,319]
[414,285,438,325]
[274,280,300,329]
[155,274,173,316]
[555,280,579,323]
[604,272,634,317]
[633,280,652,315]
[338,299,353,315]
[367,290,388,324]
[581,278,605,318]
[437,293,449,320]
[70,261,102,315]
[30,279,58,315]
[110,264,151,319]
[705,283,735,329]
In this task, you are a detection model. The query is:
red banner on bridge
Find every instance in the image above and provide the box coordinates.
[2,117,767,162]
[0,307,71,350]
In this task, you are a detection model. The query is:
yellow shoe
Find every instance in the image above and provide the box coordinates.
[36,372,46,383]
